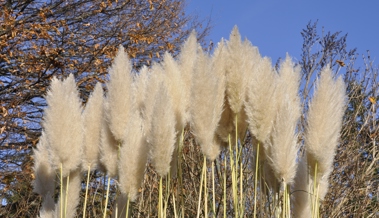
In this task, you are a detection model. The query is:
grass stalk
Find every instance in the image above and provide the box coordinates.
[212,161,216,216]
[60,163,63,218]
[159,176,163,218]
[196,156,206,218]
[83,166,91,218]
[173,193,177,218]
[179,129,185,217]
[223,154,227,218]
[204,157,208,218]
[125,196,130,218]
[102,176,111,218]
[164,174,171,218]
[228,133,238,218]
[254,143,260,218]
[64,170,71,218]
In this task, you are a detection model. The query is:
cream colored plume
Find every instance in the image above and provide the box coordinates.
[245,57,278,144]
[43,74,83,177]
[147,82,176,177]
[225,26,260,114]
[267,55,301,185]
[177,30,198,124]
[213,40,234,143]
[33,132,55,218]
[141,63,164,141]
[118,110,148,201]
[162,52,188,131]
[99,101,119,178]
[105,45,134,142]
[33,132,55,197]
[305,66,346,191]
[82,83,104,171]
[133,65,150,118]
[190,47,225,160]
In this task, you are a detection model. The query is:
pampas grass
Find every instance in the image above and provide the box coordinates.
[106,45,134,142]
[225,26,260,114]
[162,52,188,131]
[267,55,301,185]
[245,57,278,144]
[177,30,198,121]
[147,82,176,177]
[118,110,148,201]
[99,102,119,178]
[82,83,104,171]
[33,132,55,218]
[43,74,83,177]
[33,27,348,218]
[190,47,225,161]
[305,66,346,199]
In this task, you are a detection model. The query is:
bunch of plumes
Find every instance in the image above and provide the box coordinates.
[33,26,346,217]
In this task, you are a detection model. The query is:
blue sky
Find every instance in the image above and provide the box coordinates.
[187,0,379,65]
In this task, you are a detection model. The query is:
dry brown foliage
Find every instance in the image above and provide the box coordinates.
[0,0,209,216]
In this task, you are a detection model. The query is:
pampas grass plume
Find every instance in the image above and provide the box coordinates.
[162,52,188,131]
[106,45,134,142]
[133,65,150,118]
[190,47,225,160]
[267,55,301,184]
[245,57,278,143]
[305,66,346,187]
[33,132,55,197]
[178,30,198,123]
[118,110,148,201]
[43,74,83,177]
[142,64,164,141]
[33,132,55,218]
[99,101,119,178]
[82,83,104,170]
[147,82,176,177]
[225,26,260,114]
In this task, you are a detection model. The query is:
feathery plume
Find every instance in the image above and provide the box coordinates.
[105,45,134,142]
[133,65,150,118]
[225,26,260,114]
[162,52,187,131]
[305,66,346,191]
[267,55,301,184]
[177,30,198,124]
[190,47,225,160]
[141,63,164,140]
[82,83,104,171]
[33,132,55,197]
[33,132,55,218]
[118,110,148,201]
[245,57,278,143]
[147,82,176,177]
[43,74,83,177]
[213,40,234,143]
[99,101,119,178]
